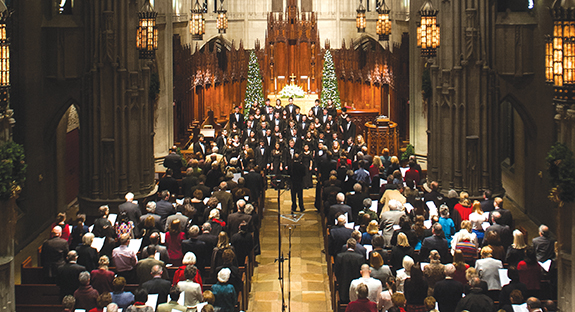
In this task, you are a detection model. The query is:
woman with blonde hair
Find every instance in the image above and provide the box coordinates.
[369,156,383,179]
[454,191,473,221]
[385,155,401,177]
[370,251,393,288]
[377,276,397,311]
[362,220,379,245]
[452,250,470,285]
[90,255,115,294]
[468,200,488,245]
[506,230,528,267]
[390,233,414,272]
[451,220,478,255]
[210,232,236,278]
[423,250,445,294]
[395,255,414,293]
[356,135,367,149]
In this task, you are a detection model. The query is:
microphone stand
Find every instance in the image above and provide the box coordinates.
[274,175,288,312]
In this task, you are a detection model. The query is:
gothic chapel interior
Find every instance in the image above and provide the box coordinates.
[2,0,575,311]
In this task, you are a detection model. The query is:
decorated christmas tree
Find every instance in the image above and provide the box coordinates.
[320,49,341,109]
[244,50,264,116]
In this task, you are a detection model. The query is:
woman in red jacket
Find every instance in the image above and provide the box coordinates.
[517,247,542,298]
[172,251,203,289]
[454,192,473,221]
[165,219,185,266]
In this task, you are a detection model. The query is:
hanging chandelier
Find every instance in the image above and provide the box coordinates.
[216,0,228,34]
[136,0,158,59]
[416,0,440,57]
[190,0,206,40]
[356,0,366,33]
[376,0,391,41]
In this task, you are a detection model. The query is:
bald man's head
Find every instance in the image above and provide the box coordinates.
[51,226,62,238]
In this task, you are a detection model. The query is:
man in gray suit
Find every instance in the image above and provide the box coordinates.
[379,199,406,246]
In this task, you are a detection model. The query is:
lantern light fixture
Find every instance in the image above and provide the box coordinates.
[547,1,575,103]
[0,7,8,105]
[190,0,206,40]
[376,0,391,41]
[216,0,228,34]
[356,0,366,33]
[136,0,158,59]
[416,0,440,57]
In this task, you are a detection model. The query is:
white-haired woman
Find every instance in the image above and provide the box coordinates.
[173,252,203,289]
[211,268,237,312]
[395,255,414,293]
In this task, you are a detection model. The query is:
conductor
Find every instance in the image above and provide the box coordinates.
[290,153,305,213]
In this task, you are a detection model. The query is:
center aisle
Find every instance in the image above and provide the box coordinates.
[247,188,333,312]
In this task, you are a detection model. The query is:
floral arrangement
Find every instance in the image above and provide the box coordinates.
[279,84,305,98]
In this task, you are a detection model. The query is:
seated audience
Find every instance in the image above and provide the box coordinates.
[111,276,134,310]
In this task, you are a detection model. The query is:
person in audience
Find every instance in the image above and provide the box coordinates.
[483,230,506,261]
[377,276,397,311]
[369,251,393,289]
[532,224,556,263]
[499,268,528,308]
[379,178,406,214]
[62,295,76,312]
[412,216,430,251]
[346,283,378,312]
[455,277,494,311]
[215,249,243,295]
[423,250,446,295]
[454,191,473,221]
[207,208,226,236]
[396,255,414,293]
[329,192,353,224]
[119,192,142,225]
[157,286,187,312]
[198,222,219,253]
[125,288,153,312]
[423,181,444,209]
[111,277,134,310]
[475,246,503,301]
[182,225,210,270]
[379,199,406,246]
[404,265,428,311]
[140,232,169,263]
[173,252,203,289]
[51,212,70,242]
[141,265,171,308]
[335,238,365,304]
[506,230,528,267]
[390,233,414,272]
[454,231,478,265]
[57,250,86,298]
[438,204,456,248]
[139,201,161,231]
[107,302,119,312]
[517,247,542,298]
[452,250,470,285]
[210,231,236,277]
[138,215,160,250]
[112,234,138,284]
[156,190,176,226]
[136,245,168,284]
[349,264,383,303]
[177,265,203,310]
[69,213,89,250]
[329,214,354,256]
[420,223,450,263]
[211,268,237,312]
[433,264,464,312]
[226,199,252,237]
[74,271,99,310]
[469,200,488,246]
[484,211,513,250]
[164,205,189,232]
[76,232,99,272]
[231,221,254,267]
[88,292,113,312]
[499,289,526,312]
[464,267,488,295]
[165,219,185,266]
[191,175,212,199]
[42,225,69,283]
[93,206,115,238]
[213,182,234,220]
[115,211,135,239]
[491,197,514,229]
[91,255,115,294]
[390,215,417,248]
[526,297,544,312]
[158,168,179,196]
[451,220,478,255]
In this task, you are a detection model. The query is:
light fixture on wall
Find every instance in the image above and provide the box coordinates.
[376,0,391,41]
[136,0,158,59]
[416,0,440,57]
[216,0,228,34]
[0,3,8,106]
[547,1,575,102]
[356,0,366,33]
[190,0,206,40]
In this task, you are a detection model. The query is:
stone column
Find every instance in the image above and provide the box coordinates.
[0,197,16,311]
[78,0,156,211]
[425,0,502,195]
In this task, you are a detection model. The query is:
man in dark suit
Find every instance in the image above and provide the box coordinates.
[245,165,264,202]
[57,251,86,298]
[420,223,450,263]
[490,197,513,228]
[254,142,268,170]
[141,265,172,308]
[485,211,513,250]
[480,189,495,213]
[42,226,69,283]
[329,215,354,256]
[215,129,228,152]
[213,181,234,221]
[198,222,219,252]
[163,146,183,179]
[532,224,556,262]
[434,264,464,312]
[340,230,367,261]
[155,190,175,227]
[335,238,365,304]
[192,134,208,157]
[226,200,253,236]
[329,192,353,224]
[181,225,210,269]
[158,169,180,197]
[311,99,322,118]
[119,192,142,224]
[342,115,356,141]
[322,176,343,213]
[347,183,369,221]
[284,97,299,119]
[289,154,306,212]
[229,105,245,129]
